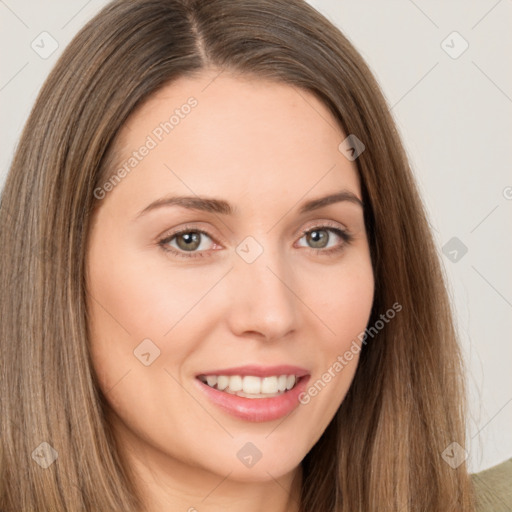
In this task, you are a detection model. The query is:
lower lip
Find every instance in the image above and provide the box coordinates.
[195,376,310,422]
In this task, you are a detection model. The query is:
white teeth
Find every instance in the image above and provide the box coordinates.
[217,375,229,390]
[242,376,261,394]
[229,375,243,392]
[236,390,281,399]
[261,376,278,394]
[199,374,299,398]
[286,375,296,390]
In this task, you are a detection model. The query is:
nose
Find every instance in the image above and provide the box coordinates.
[224,242,300,342]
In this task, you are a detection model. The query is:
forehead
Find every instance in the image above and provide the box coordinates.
[104,70,361,213]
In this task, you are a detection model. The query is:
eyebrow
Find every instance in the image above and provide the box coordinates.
[135,189,363,219]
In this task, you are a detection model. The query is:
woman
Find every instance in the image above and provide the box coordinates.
[0,0,498,510]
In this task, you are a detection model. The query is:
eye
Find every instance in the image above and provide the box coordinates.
[296,225,353,254]
[159,228,217,258]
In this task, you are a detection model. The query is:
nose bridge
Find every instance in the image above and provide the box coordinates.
[227,235,299,339]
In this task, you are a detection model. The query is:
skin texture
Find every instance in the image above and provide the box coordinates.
[85,69,375,512]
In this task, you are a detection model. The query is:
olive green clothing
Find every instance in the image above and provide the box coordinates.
[473,457,512,511]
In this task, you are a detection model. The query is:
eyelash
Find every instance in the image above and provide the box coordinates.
[157,222,354,260]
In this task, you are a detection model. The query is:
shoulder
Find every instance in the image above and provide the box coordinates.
[472,457,512,511]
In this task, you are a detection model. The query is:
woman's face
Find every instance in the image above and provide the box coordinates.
[86,69,374,487]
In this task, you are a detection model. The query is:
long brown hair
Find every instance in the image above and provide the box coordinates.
[0,0,476,510]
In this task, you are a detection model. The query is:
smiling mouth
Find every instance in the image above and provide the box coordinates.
[197,374,302,399]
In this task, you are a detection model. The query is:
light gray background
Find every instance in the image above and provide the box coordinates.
[1,0,510,473]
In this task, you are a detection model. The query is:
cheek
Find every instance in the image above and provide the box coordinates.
[86,238,222,342]
[308,251,375,344]
[85,251,209,445]
[295,253,374,422]
[85,238,231,406]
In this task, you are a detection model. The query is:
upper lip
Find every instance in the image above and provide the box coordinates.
[196,365,310,378]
